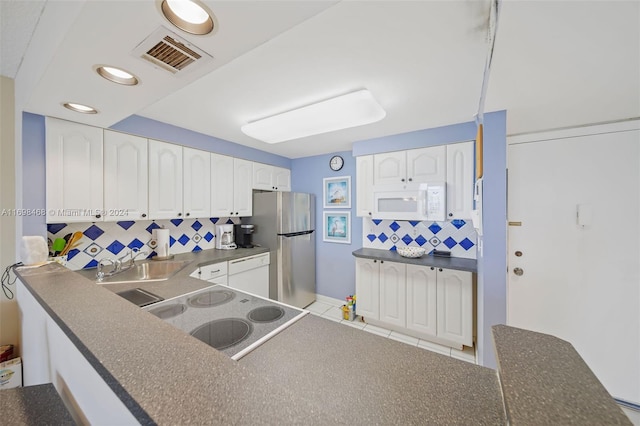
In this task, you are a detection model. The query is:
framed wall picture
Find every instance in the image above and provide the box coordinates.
[323,211,351,244]
[323,176,351,208]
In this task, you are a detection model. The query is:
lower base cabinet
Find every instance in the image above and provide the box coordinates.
[355,258,474,349]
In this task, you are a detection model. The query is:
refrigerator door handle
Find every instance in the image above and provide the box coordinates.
[278,230,315,238]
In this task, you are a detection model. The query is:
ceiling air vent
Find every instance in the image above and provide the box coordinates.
[132,26,212,75]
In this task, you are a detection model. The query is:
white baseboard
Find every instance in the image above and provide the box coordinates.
[314,294,345,307]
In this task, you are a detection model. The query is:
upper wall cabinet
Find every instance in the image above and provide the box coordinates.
[103,131,148,221]
[211,154,252,217]
[183,147,211,219]
[148,140,183,220]
[374,146,446,188]
[253,163,291,192]
[46,118,103,223]
[446,141,474,220]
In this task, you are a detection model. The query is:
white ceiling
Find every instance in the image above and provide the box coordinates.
[2,0,639,159]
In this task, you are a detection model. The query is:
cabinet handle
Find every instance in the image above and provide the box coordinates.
[368,212,372,216]
[141,213,147,218]
[95,214,101,219]
[178,213,182,217]
[401,178,405,182]
[235,212,239,215]
[408,178,413,182]
[438,268,443,272]
[373,260,377,263]
[430,267,435,270]
[448,213,453,217]
[230,212,234,216]
[380,260,384,264]
[186,212,190,217]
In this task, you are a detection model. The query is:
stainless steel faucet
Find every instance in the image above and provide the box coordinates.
[119,247,149,270]
[96,258,121,281]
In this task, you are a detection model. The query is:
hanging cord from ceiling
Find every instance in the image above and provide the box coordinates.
[476,0,502,126]
[2,263,23,300]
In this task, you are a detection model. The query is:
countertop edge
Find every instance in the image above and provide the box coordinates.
[352,247,477,272]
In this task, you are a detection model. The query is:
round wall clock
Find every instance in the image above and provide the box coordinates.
[329,155,344,171]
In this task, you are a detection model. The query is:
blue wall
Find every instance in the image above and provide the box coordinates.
[22,112,47,237]
[111,115,291,168]
[290,151,360,301]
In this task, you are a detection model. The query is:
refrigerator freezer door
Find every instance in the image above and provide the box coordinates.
[279,192,315,234]
[278,231,316,308]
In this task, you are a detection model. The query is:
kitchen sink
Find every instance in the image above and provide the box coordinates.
[96,260,192,284]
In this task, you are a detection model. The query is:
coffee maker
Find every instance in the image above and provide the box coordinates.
[234,224,255,248]
[215,224,236,250]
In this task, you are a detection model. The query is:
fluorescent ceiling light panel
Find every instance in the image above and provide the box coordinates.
[241,89,386,144]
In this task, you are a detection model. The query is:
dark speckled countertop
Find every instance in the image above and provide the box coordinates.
[352,248,478,272]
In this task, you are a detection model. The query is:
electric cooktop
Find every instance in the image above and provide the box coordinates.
[142,285,307,360]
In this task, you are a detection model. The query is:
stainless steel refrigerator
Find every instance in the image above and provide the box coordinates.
[251,192,316,309]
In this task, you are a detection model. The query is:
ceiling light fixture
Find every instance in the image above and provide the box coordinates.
[241,89,386,144]
[161,0,214,35]
[63,102,98,114]
[96,65,139,86]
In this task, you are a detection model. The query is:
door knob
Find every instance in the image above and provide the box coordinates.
[513,267,524,276]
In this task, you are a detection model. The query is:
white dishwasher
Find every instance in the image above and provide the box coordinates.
[228,253,270,299]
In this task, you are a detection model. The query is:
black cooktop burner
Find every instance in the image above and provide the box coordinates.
[190,318,252,350]
[248,306,285,323]
[187,290,235,308]
[148,303,187,320]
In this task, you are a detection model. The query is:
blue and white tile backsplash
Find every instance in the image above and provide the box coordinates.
[362,218,477,259]
[47,217,240,271]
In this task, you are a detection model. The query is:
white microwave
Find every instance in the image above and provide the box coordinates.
[373,183,446,221]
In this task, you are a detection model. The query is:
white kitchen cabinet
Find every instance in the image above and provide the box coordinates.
[46,117,103,223]
[355,258,380,320]
[183,147,211,218]
[379,261,406,328]
[16,279,51,386]
[211,154,252,217]
[252,163,291,191]
[373,146,446,188]
[437,268,473,347]
[356,155,374,217]
[190,261,228,285]
[406,264,438,336]
[103,130,148,221]
[149,140,183,220]
[446,141,475,219]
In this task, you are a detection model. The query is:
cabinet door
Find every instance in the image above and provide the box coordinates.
[355,258,379,320]
[273,167,291,191]
[252,163,274,190]
[356,155,374,217]
[446,141,475,219]
[407,145,446,185]
[183,147,211,219]
[149,140,183,220]
[233,158,253,217]
[436,268,473,347]
[211,153,235,217]
[103,131,148,221]
[379,261,406,327]
[406,264,438,336]
[374,151,406,186]
[46,117,103,223]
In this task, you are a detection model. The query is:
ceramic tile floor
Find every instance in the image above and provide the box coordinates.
[305,300,476,364]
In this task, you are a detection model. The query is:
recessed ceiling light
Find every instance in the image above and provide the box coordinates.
[161,0,214,35]
[96,65,139,86]
[63,102,98,114]
[241,90,386,144]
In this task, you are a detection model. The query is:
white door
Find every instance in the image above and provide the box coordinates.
[355,258,379,320]
[356,155,374,217]
[148,140,183,220]
[508,124,640,403]
[379,261,406,327]
[103,131,148,221]
[446,141,474,220]
[374,151,406,186]
[406,264,438,336]
[233,158,253,217]
[408,145,446,185]
[45,118,103,223]
[436,268,473,347]
[183,147,211,219]
[211,153,235,218]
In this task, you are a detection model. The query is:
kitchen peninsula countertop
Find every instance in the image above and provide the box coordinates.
[352,247,477,272]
